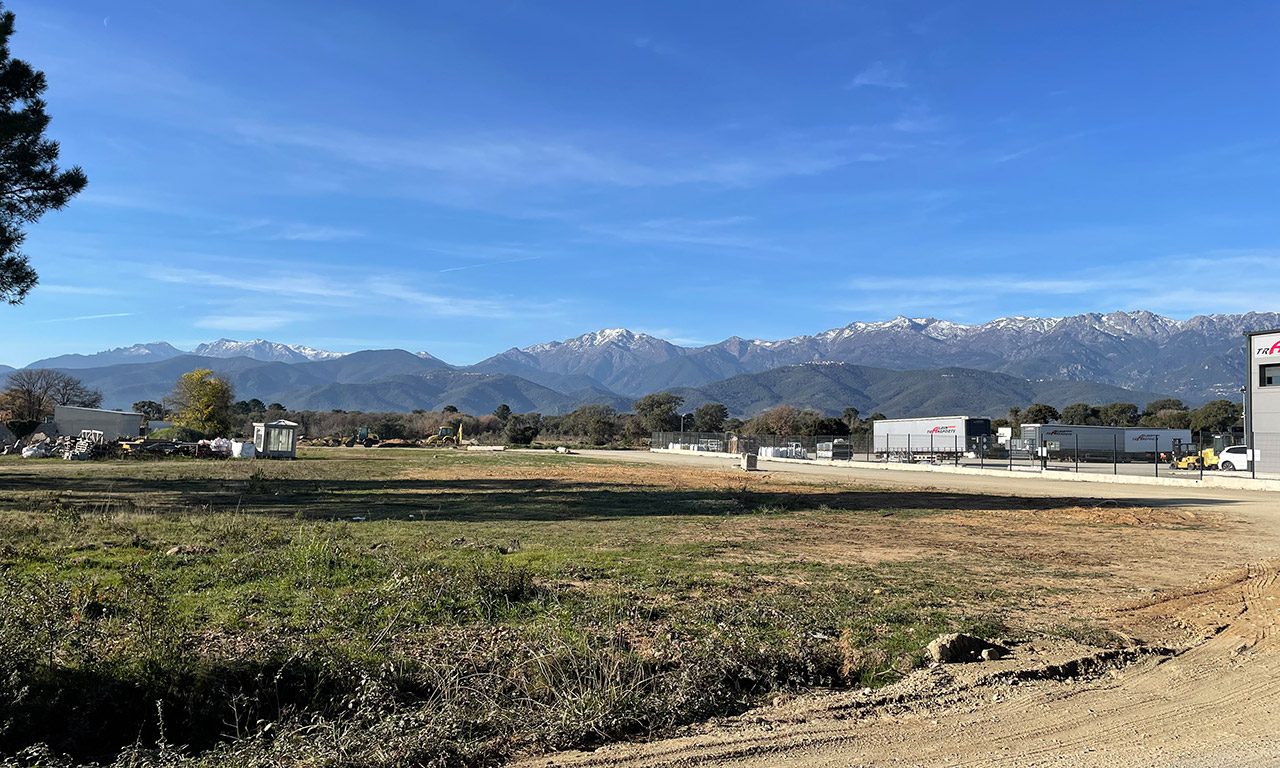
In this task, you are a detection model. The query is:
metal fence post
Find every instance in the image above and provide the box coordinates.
[907,433,911,462]
[1154,436,1159,477]
[1113,435,1117,475]
[954,435,959,466]
[1075,434,1079,473]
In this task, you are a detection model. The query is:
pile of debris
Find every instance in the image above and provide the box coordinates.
[119,437,234,459]
[54,429,108,460]
[4,431,242,461]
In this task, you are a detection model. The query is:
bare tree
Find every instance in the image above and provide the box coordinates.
[1,368,101,420]
[48,372,102,408]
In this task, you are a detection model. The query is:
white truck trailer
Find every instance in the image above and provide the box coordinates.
[1020,424,1192,461]
[873,416,992,459]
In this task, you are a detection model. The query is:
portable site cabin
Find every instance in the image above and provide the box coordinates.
[252,419,299,459]
[53,405,145,440]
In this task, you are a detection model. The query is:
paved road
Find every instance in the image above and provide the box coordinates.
[572,449,1280,527]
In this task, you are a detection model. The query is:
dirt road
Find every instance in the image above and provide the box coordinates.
[515,451,1280,768]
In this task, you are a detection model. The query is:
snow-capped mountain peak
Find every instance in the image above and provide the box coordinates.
[191,338,345,363]
[523,328,665,355]
[21,341,188,370]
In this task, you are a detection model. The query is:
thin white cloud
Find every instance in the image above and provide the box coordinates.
[849,61,907,89]
[194,312,304,331]
[266,225,364,242]
[38,284,121,296]
[634,327,712,346]
[438,256,542,273]
[891,103,941,133]
[994,130,1098,164]
[633,36,677,57]
[364,281,514,319]
[229,122,864,189]
[583,216,779,252]
[38,312,134,323]
[149,268,356,298]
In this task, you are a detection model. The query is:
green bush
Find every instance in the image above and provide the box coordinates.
[146,426,208,441]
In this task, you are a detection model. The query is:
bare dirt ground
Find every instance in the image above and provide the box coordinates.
[513,451,1280,768]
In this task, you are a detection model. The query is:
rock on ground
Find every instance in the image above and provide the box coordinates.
[927,633,1009,663]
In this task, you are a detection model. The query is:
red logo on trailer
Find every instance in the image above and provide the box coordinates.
[928,426,958,434]
[1256,340,1280,355]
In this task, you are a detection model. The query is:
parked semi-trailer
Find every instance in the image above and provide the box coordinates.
[1020,424,1192,460]
[873,416,992,458]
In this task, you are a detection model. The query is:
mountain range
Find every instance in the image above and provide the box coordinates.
[27,339,346,369]
[470,311,1273,402]
[3,310,1272,418]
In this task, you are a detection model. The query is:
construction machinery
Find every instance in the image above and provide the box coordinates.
[1169,447,1220,471]
[425,424,463,446]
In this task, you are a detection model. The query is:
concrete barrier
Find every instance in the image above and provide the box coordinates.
[649,448,1280,492]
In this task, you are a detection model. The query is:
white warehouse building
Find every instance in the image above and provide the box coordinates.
[53,405,145,440]
[1244,328,1280,476]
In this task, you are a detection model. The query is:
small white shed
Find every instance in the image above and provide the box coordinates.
[253,419,299,459]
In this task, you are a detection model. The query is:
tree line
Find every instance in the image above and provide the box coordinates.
[2,365,1248,446]
[994,398,1243,436]
[0,368,103,436]
[628,395,885,437]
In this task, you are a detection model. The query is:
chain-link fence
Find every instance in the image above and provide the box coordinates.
[653,430,1258,480]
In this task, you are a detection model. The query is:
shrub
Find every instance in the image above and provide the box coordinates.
[147,426,208,442]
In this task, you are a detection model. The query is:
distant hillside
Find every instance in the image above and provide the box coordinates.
[666,363,1172,419]
[27,342,186,370]
[283,371,632,415]
[61,351,451,410]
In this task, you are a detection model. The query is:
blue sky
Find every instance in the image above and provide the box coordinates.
[4,0,1280,367]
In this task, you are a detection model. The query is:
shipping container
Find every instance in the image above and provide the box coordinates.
[873,416,991,457]
[1021,424,1192,460]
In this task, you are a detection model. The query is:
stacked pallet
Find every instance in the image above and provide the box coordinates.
[58,429,106,460]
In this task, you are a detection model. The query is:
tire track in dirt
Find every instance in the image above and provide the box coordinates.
[517,561,1280,768]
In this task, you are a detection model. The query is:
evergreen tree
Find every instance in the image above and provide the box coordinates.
[0,4,87,304]
[692,402,728,432]
[632,393,683,432]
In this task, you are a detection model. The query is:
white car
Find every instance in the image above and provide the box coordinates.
[1218,445,1249,471]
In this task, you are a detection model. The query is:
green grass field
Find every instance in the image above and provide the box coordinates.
[0,449,1086,767]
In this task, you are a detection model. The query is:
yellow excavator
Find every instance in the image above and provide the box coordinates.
[425,424,463,446]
